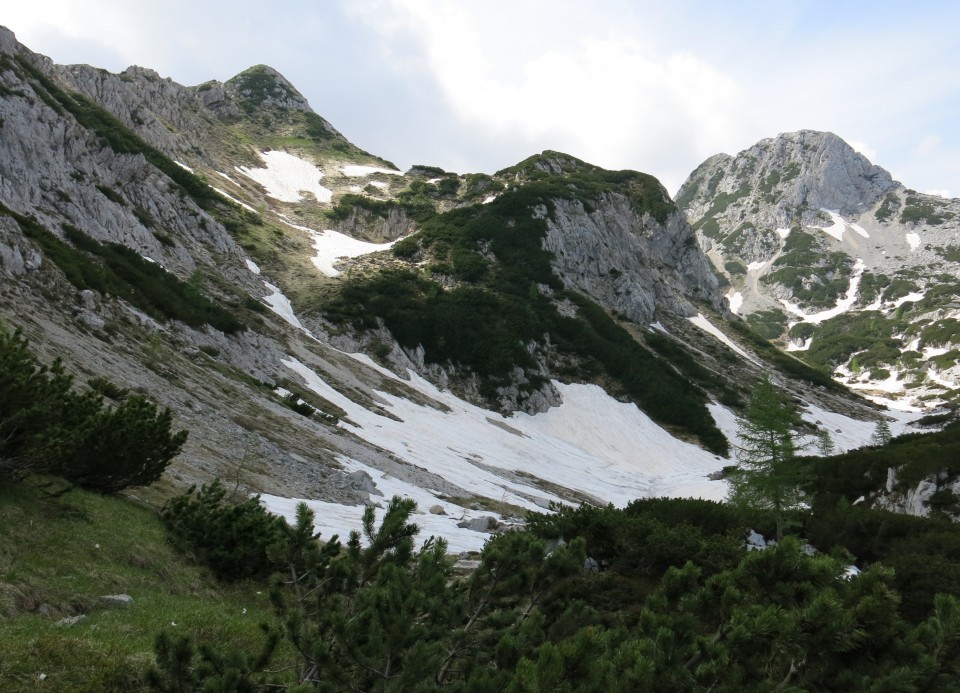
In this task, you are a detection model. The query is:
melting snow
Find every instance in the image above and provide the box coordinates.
[650,321,669,334]
[776,228,791,239]
[726,290,744,315]
[927,368,956,389]
[245,258,261,275]
[786,338,812,352]
[259,346,922,551]
[309,229,399,277]
[895,291,925,308]
[173,160,194,173]
[483,195,497,204]
[924,346,951,359]
[340,164,403,177]
[211,186,258,213]
[265,356,745,551]
[747,260,768,272]
[262,282,302,328]
[906,233,921,251]
[780,259,866,324]
[688,313,757,363]
[813,209,870,241]
[236,151,332,203]
[798,402,913,452]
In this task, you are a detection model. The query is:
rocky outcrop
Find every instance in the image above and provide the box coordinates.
[0,34,250,281]
[329,205,414,242]
[679,130,898,229]
[543,194,726,323]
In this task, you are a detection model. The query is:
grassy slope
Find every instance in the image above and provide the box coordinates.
[0,479,274,692]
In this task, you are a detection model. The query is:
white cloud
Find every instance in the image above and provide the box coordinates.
[350,1,746,191]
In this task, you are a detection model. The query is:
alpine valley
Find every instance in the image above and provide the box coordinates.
[12,20,960,691]
[0,23,957,554]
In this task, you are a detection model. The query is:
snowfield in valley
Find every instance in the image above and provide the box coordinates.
[259,346,914,553]
[249,205,924,553]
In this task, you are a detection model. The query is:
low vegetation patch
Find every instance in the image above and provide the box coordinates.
[3,205,245,334]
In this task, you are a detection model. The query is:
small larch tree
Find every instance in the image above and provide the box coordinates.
[728,375,809,541]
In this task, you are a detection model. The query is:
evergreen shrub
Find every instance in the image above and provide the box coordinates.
[160,479,287,581]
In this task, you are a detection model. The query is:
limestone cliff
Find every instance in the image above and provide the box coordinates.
[678,129,960,409]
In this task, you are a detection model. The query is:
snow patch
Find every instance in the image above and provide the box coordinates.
[245,258,261,275]
[216,171,240,185]
[263,350,926,551]
[812,209,869,241]
[747,260,768,272]
[262,282,302,328]
[173,160,194,173]
[687,313,757,363]
[482,195,497,204]
[271,356,737,551]
[905,233,921,251]
[786,338,812,352]
[211,186,258,214]
[775,227,791,239]
[894,291,925,308]
[725,290,743,315]
[927,368,956,389]
[798,402,913,453]
[780,259,866,324]
[236,151,332,203]
[309,229,399,277]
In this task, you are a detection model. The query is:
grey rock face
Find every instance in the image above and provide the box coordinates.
[457,516,498,533]
[330,204,414,242]
[679,130,897,229]
[543,195,726,323]
[0,45,250,283]
[677,128,960,409]
[55,614,87,627]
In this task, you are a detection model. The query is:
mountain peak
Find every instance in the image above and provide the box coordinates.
[678,130,897,227]
[496,150,597,180]
[224,64,312,114]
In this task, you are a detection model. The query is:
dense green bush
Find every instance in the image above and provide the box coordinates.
[149,494,960,690]
[900,196,952,225]
[0,326,186,490]
[160,479,288,581]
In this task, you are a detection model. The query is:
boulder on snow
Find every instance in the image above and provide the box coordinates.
[457,516,498,533]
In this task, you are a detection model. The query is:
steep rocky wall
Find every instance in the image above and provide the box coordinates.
[543,194,726,323]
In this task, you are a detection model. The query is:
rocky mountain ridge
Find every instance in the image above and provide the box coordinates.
[0,27,914,543]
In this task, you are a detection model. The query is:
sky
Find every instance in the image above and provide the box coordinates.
[4,0,960,197]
